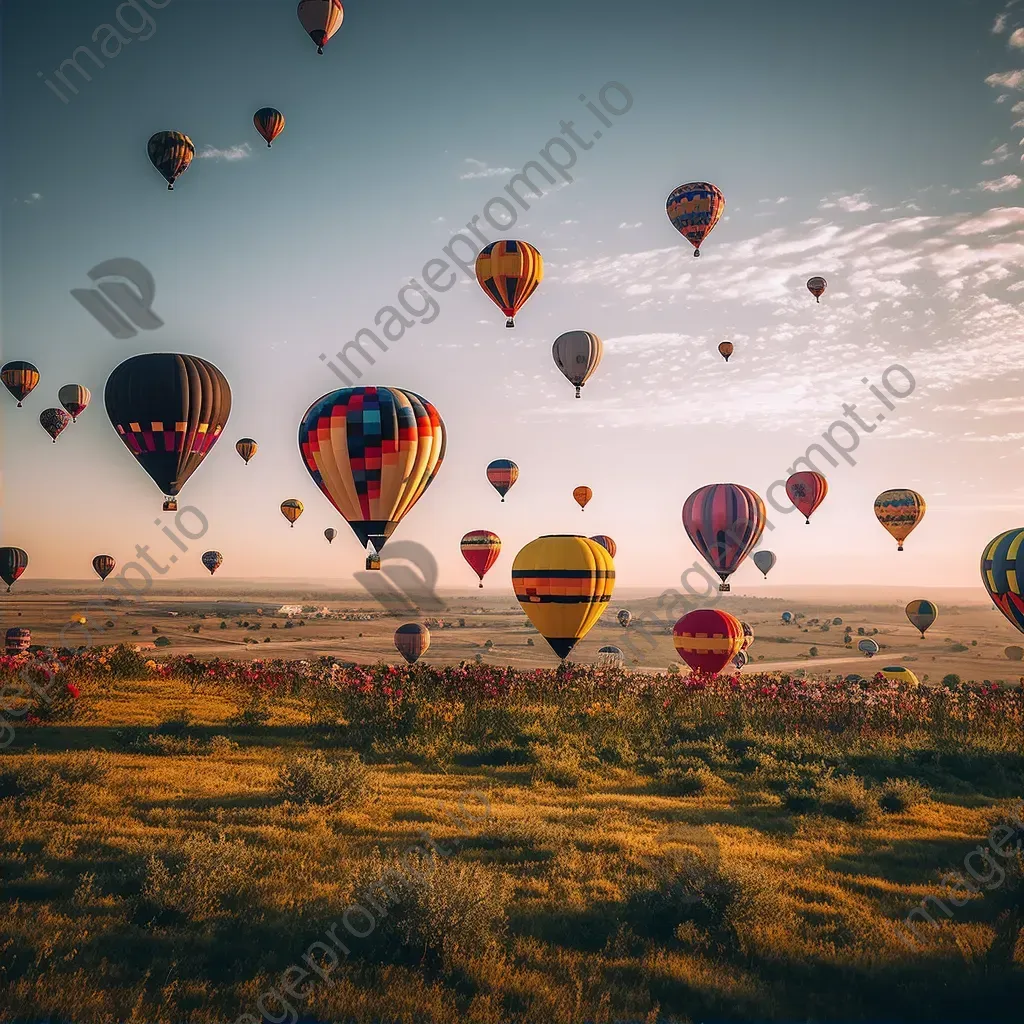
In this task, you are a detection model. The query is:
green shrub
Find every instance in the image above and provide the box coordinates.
[529,743,597,789]
[815,775,876,824]
[877,777,930,813]
[277,750,373,806]
[0,751,110,802]
[942,674,962,687]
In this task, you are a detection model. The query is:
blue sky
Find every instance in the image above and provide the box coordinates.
[4,0,1024,591]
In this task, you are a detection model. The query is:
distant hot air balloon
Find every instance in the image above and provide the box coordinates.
[905,599,937,638]
[666,181,725,257]
[752,550,776,578]
[981,528,1024,636]
[673,608,744,675]
[1005,645,1024,661]
[590,535,616,558]
[253,108,285,147]
[461,530,501,588]
[617,609,632,628]
[92,555,115,581]
[281,499,303,527]
[0,547,28,592]
[740,621,754,651]
[297,0,344,54]
[298,387,445,562]
[486,459,519,501]
[781,611,793,623]
[148,131,194,190]
[1,361,39,407]
[552,331,602,398]
[598,645,624,667]
[512,535,614,659]
[733,650,748,671]
[5,628,30,655]
[879,665,919,687]
[718,342,733,362]
[394,622,429,664]
[573,486,592,511]
[324,528,337,544]
[858,638,879,657]
[40,407,71,442]
[874,490,926,551]
[475,240,543,327]
[202,551,223,575]
[58,384,90,422]
[786,472,828,524]
[105,353,231,506]
[682,483,766,592]
[807,277,827,302]
[236,438,258,465]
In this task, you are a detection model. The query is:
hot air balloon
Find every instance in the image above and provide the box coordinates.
[590,535,616,558]
[879,666,919,687]
[486,459,518,501]
[394,622,429,664]
[552,331,602,398]
[92,555,115,581]
[1005,646,1023,661]
[297,0,344,54]
[905,599,937,638]
[858,638,879,657]
[786,472,828,524]
[461,530,501,588]
[201,551,223,575]
[807,277,827,302]
[980,528,1024,635]
[281,499,303,527]
[666,181,725,257]
[40,408,71,442]
[673,608,744,675]
[682,483,766,592]
[324,528,337,544]
[147,131,194,190]
[236,438,258,465]
[781,611,793,623]
[1,361,39,407]
[617,609,632,628]
[5,628,30,655]
[718,342,733,362]
[512,535,614,659]
[752,550,776,578]
[740,621,754,651]
[573,486,592,511]
[733,650,748,671]
[299,387,445,562]
[475,240,543,327]
[598,645,624,667]
[0,547,28,592]
[58,384,90,422]
[874,490,926,551]
[105,354,231,506]
[254,108,285,147]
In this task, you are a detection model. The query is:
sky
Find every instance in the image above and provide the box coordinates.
[4,0,1024,594]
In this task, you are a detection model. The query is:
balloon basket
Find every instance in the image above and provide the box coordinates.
[478,582,483,589]
[505,318,515,328]
[719,583,730,592]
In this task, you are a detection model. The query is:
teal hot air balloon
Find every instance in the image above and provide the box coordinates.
[752,550,776,579]
[781,611,792,623]
[858,638,879,657]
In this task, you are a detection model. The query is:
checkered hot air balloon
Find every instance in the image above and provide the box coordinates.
[905,599,937,638]
[666,181,725,257]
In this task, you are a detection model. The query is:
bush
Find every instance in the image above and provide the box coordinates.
[815,775,876,824]
[808,647,818,657]
[152,626,159,634]
[154,636,171,647]
[530,743,597,789]
[526,637,534,646]
[950,643,969,653]
[942,673,962,687]
[219,621,228,629]
[655,765,723,796]
[277,750,373,806]
[0,751,110,802]
[877,777,930,814]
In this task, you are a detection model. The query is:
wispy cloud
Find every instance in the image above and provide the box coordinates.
[13,192,41,205]
[821,192,874,213]
[984,142,1013,165]
[995,12,1009,32]
[986,69,1024,89]
[618,221,642,229]
[198,143,252,161]
[979,173,1023,191]
[459,158,515,180]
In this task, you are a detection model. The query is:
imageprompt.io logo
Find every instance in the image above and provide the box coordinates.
[71,258,163,339]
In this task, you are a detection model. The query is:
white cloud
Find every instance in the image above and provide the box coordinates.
[949,206,1024,234]
[995,12,1009,32]
[821,192,873,213]
[1011,27,1024,47]
[618,221,642,229]
[198,143,251,161]
[986,69,1024,89]
[998,93,1013,103]
[459,158,515,180]
[979,173,1023,191]
[984,143,1013,165]
[14,192,41,205]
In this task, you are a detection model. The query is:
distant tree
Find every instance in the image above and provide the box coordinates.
[757,655,764,660]
[191,624,201,634]
[284,621,293,629]
[483,639,494,649]
[298,620,306,627]
[949,643,969,652]
[971,640,978,646]
[154,636,171,647]
[857,627,865,636]
[474,653,483,663]
[923,674,929,682]
[264,637,272,643]
[526,638,534,646]
[131,629,139,636]
[809,647,819,657]
[271,622,278,629]
[941,673,961,687]
[220,621,228,629]
[458,618,466,628]
[151,626,159,634]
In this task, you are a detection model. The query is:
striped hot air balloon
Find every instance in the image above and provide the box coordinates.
[486,459,518,501]
[807,276,827,302]
[981,528,1024,636]
[461,531,501,588]
[58,384,90,421]
[394,623,429,664]
[573,486,592,511]
[512,535,614,659]
[589,535,616,558]
[552,331,602,398]
[92,555,115,581]
[666,181,725,257]
[475,240,543,327]
[1,360,39,407]
[905,599,937,638]
[281,499,303,527]
[0,547,28,592]
[786,471,828,524]
[236,438,258,464]
[682,483,766,592]
[147,131,194,190]
[673,608,744,675]
[253,108,285,147]
[874,489,926,551]
[202,551,223,575]
[297,0,344,54]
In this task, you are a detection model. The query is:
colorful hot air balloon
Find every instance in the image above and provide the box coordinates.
[733,650,748,671]
[590,535,616,558]
[858,638,879,657]
[807,277,827,302]
[1005,645,1024,661]
[0,547,28,592]
[781,611,793,623]
[879,666,919,687]
[874,490,926,551]
[673,608,744,675]
[324,528,337,544]
[105,354,231,505]
[253,108,285,147]
[786,471,828,525]
[147,131,194,190]
[573,486,592,511]
[5,628,31,655]
[236,438,258,465]
[666,181,725,257]
[461,530,501,588]
[718,342,733,362]
[682,483,766,592]
[40,407,71,442]
[281,499,303,527]
[512,535,614,659]
[598,645,624,667]
[617,609,632,628]
[981,528,1024,635]
[298,387,445,560]
[552,331,602,398]
[1,361,39,407]
[92,554,115,581]
[475,240,543,327]
[486,459,519,501]
[740,621,754,651]
[394,622,429,664]
[297,0,344,54]
[752,550,776,578]
[202,551,223,575]
[905,599,937,638]
[58,384,90,422]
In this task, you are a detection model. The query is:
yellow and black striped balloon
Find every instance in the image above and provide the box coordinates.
[280,499,303,527]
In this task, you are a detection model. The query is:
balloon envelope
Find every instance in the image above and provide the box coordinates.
[752,550,776,578]
[807,276,827,301]
[589,535,616,558]
[980,528,1024,635]
[475,240,542,326]
[858,638,879,655]
[786,472,828,524]
[905,599,937,637]
[666,181,725,256]
[781,611,792,623]
[92,555,115,581]
[394,622,429,664]
[879,665,919,687]
[617,609,632,627]
[281,500,303,526]
[552,331,602,397]
[874,489,925,550]
[718,342,733,362]
[5,628,31,655]
[740,621,754,651]
[58,384,90,421]
[202,551,223,575]
[682,483,766,591]
[573,486,592,510]
[297,0,344,53]
[253,108,285,147]
[461,530,501,587]
[40,407,71,442]
[324,528,337,543]
[673,608,744,675]
[486,459,518,501]
[148,131,194,189]
[0,547,28,592]
[597,645,623,667]
[1,361,39,407]
[236,438,258,464]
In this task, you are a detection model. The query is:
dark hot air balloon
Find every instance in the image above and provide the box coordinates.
[324,528,337,544]
[5,628,30,655]
[858,638,879,657]
[253,108,285,147]
[590,535,616,557]
[617,608,632,628]
[807,277,827,302]
[40,408,71,442]
[394,622,429,664]
[1,361,39,407]
[752,550,776,578]
[201,551,223,575]
[148,131,194,190]
[236,438,258,464]
[718,342,733,362]
[0,547,28,592]
[905,599,937,638]
[981,528,1024,636]
[92,555,115,581]
[486,459,518,501]
[552,331,602,398]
